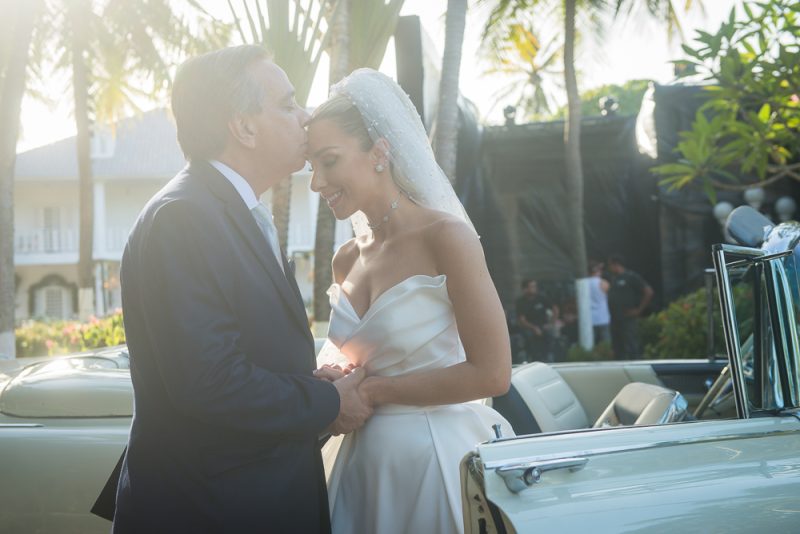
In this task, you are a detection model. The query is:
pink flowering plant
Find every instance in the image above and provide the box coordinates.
[15,311,125,358]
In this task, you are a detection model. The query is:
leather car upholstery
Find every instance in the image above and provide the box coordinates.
[506,362,590,433]
[593,382,687,428]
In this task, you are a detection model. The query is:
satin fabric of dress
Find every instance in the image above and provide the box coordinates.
[318,275,514,534]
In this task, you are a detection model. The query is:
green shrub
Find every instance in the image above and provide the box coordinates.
[641,284,754,360]
[15,311,126,358]
[566,341,614,362]
[640,289,714,359]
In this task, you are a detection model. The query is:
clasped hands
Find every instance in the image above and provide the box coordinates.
[315,363,374,436]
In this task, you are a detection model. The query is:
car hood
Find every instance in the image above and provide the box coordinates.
[0,350,132,418]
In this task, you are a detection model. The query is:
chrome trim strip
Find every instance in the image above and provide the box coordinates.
[496,457,589,493]
[713,245,750,419]
[716,243,768,258]
[481,426,800,469]
[0,423,44,428]
[726,249,792,269]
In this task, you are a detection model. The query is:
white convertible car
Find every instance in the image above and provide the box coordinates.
[462,207,800,533]
[0,208,798,533]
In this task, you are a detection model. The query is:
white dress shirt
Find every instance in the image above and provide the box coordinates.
[209,160,284,272]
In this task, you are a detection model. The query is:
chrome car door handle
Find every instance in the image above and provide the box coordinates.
[496,457,589,493]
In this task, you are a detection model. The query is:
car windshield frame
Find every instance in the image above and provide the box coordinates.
[713,243,800,419]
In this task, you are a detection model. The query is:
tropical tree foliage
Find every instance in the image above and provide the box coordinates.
[227,0,336,113]
[653,0,800,196]
[227,0,339,248]
[549,79,651,120]
[348,0,404,71]
[36,0,227,319]
[482,22,563,119]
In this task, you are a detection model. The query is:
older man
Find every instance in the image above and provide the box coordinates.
[112,46,370,533]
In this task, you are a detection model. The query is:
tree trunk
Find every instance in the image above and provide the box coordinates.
[312,0,349,332]
[563,0,591,349]
[432,0,467,183]
[0,0,40,359]
[68,1,95,320]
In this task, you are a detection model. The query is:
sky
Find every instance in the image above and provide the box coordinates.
[16,0,741,153]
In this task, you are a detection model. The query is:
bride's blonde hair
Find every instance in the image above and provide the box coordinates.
[309,95,374,152]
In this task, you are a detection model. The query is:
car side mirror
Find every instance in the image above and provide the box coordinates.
[726,206,774,248]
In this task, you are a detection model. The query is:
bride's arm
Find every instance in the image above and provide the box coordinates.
[360,219,511,406]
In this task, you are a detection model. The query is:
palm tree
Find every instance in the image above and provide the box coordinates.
[433,0,468,183]
[483,0,703,348]
[562,0,590,346]
[312,0,404,327]
[0,1,42,358]
[63,0,94,320]
[482,22,563,119]
[46,0,226,319]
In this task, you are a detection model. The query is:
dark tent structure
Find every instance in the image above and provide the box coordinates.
[394,15,799,312]
[475,112,660,308]
[471,83,800,310]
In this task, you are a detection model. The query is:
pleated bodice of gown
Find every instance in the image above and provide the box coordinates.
[318,275,513,534]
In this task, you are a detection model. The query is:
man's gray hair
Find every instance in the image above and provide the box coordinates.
[172,45,271,160]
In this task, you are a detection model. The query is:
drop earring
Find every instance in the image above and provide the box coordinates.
[375,163,385,173]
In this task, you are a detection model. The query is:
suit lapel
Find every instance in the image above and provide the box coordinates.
[225,203,310,331]
[192,162,312,341]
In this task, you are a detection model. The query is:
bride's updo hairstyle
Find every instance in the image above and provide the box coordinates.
[311,68,474,237]
[310,95,374,152]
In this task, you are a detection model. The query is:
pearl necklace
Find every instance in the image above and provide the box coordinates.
[367,196,401,231]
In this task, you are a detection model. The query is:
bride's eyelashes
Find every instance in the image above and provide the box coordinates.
[321,156,338,168]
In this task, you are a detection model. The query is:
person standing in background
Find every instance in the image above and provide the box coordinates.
[589,259,611,344]
[607,255,653,359]
[515,279,559,362]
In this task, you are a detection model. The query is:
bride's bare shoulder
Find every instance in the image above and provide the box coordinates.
[332,238,361,284]
[421,211,476,241]
[419,211,482,264]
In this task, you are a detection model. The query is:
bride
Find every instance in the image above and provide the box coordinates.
[307,68,514,534]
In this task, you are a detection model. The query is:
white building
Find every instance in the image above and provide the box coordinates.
[13,108,350,322]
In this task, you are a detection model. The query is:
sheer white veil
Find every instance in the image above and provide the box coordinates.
[328,68,475,237]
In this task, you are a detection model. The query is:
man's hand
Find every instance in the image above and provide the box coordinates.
[314,364,346,382]
[314,363,359,382]
[327,367,372,436]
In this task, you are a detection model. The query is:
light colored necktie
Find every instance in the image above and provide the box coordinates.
[251,203,285,273]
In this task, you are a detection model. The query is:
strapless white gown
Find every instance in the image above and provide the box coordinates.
[318,274,514,534]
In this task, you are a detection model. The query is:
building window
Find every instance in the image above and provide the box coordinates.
[42,206,61,252]
[28,274,78,321]
[44,287,65,318]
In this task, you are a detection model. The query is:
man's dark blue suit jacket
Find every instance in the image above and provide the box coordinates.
[112,161,339,533]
